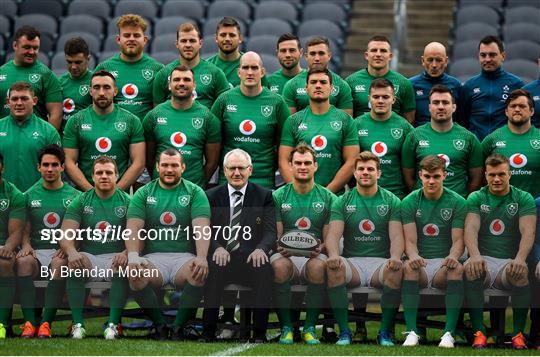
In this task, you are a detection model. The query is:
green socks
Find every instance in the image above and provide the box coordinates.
[17,276,36,325]
[274,281,292,328]
[66,277,86,326]
[328,284,350,333]
[173,283,203,328]
[304,283,325,328]
[444,280,464,334]
[133,285,166,325]
[511,285,531,335]
[41,279,66,324]
[108,275,129,325]
[402,280,419,333]
[0,277,16,325]
[465,279,485,333]
[380,285,401,332]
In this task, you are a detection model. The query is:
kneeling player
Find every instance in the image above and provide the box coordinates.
[60,157,131,339]
[271,144,335,344]
[400,156,467,347]
[326,151,404,346]
[464,154,535,350]
[16,145,79,337]
[126,148,211,340]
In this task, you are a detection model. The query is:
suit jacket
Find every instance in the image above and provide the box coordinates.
[205,181,276,255]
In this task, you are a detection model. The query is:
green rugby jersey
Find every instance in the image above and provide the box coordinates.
[402,123,483,197]
[25,181,80,249]
[355,112,413,198]
[58,70,93,131]
[273,183,336,241]
[467,185,536,259]
[142,100,221,187]
[267,69,297,95]
[211,86,290,188]
[207,53,241,87]
[0,180,26,245]
[345,69,416,118]
[152,59,229,109]
[63,188,130,255]
[95,53,164,119]
[281,106,358,187]
[482,125,540,197]
[0,114,61,191]
[401,187,467,259]
[127,178,211,254]
[330,186,401,258]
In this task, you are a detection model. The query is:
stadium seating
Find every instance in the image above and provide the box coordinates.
[207,0,252,24]
[2,0,18,19]
[505,40,540,63]
[60,15,104,39]
[160,0,206,20]
[454,5,500,27]
[14,14,58,38]
[67,0,112,21]
[503,59,538,84]
[114,0,158,20]
[56,32,101,56]
[503,23,540,45]
[19,0,64,19]
[505,6,540,25]
[302,3,347,26]
[253,1,298,23]
[245,35,277,56]
[453,22,499,42]
[154,16,193,36]
[249,18,293,38]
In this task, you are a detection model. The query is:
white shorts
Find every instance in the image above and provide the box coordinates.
[270,253,327,283]
[423,258,444,288]
[35,249,56,268]
[136,168,151,184]
[81,252,116,282]
[464,255,512,289]
[143,252,195,287]
[345,257,387,287]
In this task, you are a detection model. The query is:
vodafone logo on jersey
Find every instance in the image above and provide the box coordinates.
[170,132,187,148]
[371,141,388,157]
[95,221,111,233]
[160,212,176,225]
[239,120,256,135]
[489,219,505,235]
[422,223,439,237]
[121,84,138,99]
[95,137,112,153]
[509,153,527,168]
[359,219,375,234]
[43,212,60,228]
[63,98,75,113]
[311,135,327,151]
[437,154,450,167]
[295,217,311,230]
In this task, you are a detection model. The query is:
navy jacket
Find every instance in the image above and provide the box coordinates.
[523,79,540,128]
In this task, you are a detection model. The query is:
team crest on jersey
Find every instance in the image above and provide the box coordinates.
[530,139,540,150]
[200,74,212,85]
[114,206,126,218]
[453,139,465,151]
[330,121,342,131]
[393,85,400,95]
[261,105,273,117]
[377,204,389,216]
[441,208,452,221]
[142,69,154,81]
[63,198,73,208]
[0,199,9,211]
[179,195,190,207]
[192,117,203,129]
[506,203,518,216]
[331,85,339,96]
[79,84,89,96]
[114,122,127,132]
[312,202,324,214]
[391,128,403,139]
[28,73,40,83]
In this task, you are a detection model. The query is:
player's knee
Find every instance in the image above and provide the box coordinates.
[49,256,67,271]
[305,259,326,284]
[384,267,403,287]
[326,265,345,287]
[15,254,35,275]
[0,256,15,275]
[403,261,417,279]
[448,263,464,279]
[272,258,293,283]
[508,271,530,288]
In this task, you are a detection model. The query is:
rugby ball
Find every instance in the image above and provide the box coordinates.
[278,230,320,257]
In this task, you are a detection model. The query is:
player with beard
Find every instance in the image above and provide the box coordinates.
[153,22,229,109]
[144,65,221,187]
[267,33,303,95]
[125,148,211,340]
[63,70,145,191]
[207,17,244,87]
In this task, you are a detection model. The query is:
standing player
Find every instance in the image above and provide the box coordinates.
[346,35,415,123]
[0,82,61,192]
[0,153,26,339]
[58,37,93,132]
[326,151,404,346]
[0,26,62,129]
[282,37,353,116]
[267,33,303,95]
[63,70,145,191]
[95,14,163,120]
[211,52,289,189]
[522,56,539,127]
[402,85,483,197]
[153,22,229,109]
[279,68,358,194]
[145,65,221,188]
[356,78,413,199]
[15,144,79,338]
[482,89,540,197]
[125,148,211,340]
[271,144,335,345]
[464,154,535,350]
[207,17,244,87]
[400,155,467,348]
[59,156,131,339]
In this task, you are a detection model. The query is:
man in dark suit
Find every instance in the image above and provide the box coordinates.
[202,148,276,342]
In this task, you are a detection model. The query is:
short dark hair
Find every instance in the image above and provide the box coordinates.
[367,35,391,47]
[92,156,118,175]
[64,37,89,57]
[9,81,34,96]
[289,143,316,163]
[485,153,509,168]
[38,144,65,165]
[506,89,534,110]
[306,68,333,86]
[419,155,446,173]
[14,25,40,42]
[216,16,241,34]
[177,22,201,40]
[355,151,380,170]
[429,84,454,103]
[369,78,394,93]
[158,148,183,163]
[479,35,504,53]
[277,33,301,50]
[305,36,331,51]
[91,70,116,85]
[170,65,194,79]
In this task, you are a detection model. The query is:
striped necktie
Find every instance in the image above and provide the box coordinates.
[226,190,243,252]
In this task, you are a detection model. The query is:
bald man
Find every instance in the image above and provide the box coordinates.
[409,42,462,127]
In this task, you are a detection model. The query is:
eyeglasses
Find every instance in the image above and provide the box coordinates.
[225,165,249,172]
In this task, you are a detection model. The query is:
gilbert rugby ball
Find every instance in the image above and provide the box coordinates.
[278,230,320,257]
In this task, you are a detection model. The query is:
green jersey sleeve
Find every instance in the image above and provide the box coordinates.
[206,111,222,143]
[129,115,145,143]
[190,186,211,219]
[453,196,468,229]
[280,116,296,147]
[142,109,156,142]
[518,190,537,217]
[401,131,416,169]
[276,98,291,136]
[62,113,80,148]
[63,193,84,223]
[343,116,358,146]
[400,191,416,225]
[466,191,482,215]
[43,70,63,103]
[468,134,484,169]
[401,79,416,113]
[272,190,283,223]
[329,194,345,222]
[126,185,147,220]
[389,194,401,222]
[152,66,169,105]
[9,187,26,221]
[282,80,297,108]
[336,80,353,110]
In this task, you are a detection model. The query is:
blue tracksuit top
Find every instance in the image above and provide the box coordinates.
[409,71,462,127]
[523,79,540,128]
[459,67,525,141]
